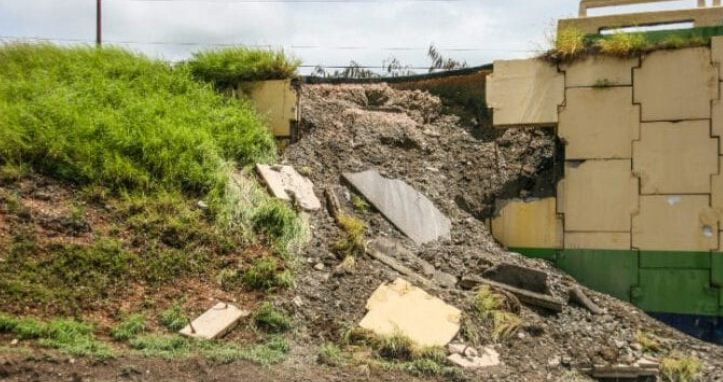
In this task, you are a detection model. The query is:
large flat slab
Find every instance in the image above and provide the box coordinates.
[256,164,321,211]
[180,302,249,340]
[359,278,461,347]
[343,170,451,245]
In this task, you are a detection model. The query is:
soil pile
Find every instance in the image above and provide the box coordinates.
[282,83,723,380]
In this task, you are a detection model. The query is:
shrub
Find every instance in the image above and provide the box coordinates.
[187,47,300,88]
[254,302,292,333]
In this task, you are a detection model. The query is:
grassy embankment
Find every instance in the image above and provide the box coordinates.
[0,43,304,362]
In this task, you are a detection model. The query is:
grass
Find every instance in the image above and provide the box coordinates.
[555,27,586,58]
[130,334,190,359]
[473,285,522,341]
[597,32,648,56]
[160,304,189,332]
[661,353,703,382]
[0,313,113,358]
[351,194,370,212]
[242,257,294,291]
[333,213,367,257]
[251,199,304,256]
[186,47,300,89]
[111,314,147,341]
[635,330,661,353]
[253,302,292,334]
[317,342,344,366]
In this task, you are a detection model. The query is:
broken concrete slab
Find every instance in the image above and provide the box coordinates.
[343,170,451,245]
[256,164,321,211]
[180,302,249,340]
[482,263,550,295]
[359,278,461,347]
[447,346,501,369]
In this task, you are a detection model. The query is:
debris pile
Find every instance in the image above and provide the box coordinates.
[279,83,723,380]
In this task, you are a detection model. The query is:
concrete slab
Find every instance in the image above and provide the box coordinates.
[711,157,723,216]
[633,121,717,195]
[711,82,723,153]
[359,278,461,348]
[712,36,723,80]
[564,232,631,250]
[561,56,638,88]
[447,347,501,369]
[343,170,451,245]
[633,47,717,122]
[180,302,249,340]
[256,164,321,211]
[559,87,639,159]
[486,59,564,127]
[563,160,638,232]
[632,195,718,251]
[490,198,563,249]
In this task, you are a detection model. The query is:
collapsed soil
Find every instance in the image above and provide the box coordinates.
[281,83,723,380]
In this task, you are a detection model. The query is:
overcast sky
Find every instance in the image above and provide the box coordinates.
[0,0,704,74]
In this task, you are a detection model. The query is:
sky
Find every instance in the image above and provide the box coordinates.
[0,0,705,74]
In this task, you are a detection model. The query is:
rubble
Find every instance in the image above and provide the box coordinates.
[256,164,321,210]
[343,170,451,245]
[447,345,502,369]
[179,302,249,340]
[359,278,461,347]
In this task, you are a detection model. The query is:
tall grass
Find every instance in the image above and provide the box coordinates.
[186,47,300,88]
[0,43,276,196]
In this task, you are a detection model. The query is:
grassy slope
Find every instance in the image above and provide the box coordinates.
[0,44,305,360]
[186,47,300,89]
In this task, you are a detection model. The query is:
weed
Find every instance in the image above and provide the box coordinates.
[556,27,587,58]
[237,336,290,365]
[242,257,294,291]
[635,330,661,353]
[186,47,300,88]
[130,334,190,359]
[251,199,302,254]
[111,314,147,341]
[593,78,614,88]
[474,285,503,320]
[473,285,521,341]
[341,326,377,347]
[597,32,648,56]
[375,333,415,361]
[661,353,703,382]
[216,268,241,290]
[351,194,370,212]
[0,162,28,183]
[491,311,522,341]
[254,302,292,333]
[333,214,367,257]
[318,342,344,366]
[160,304,189,332]
[405,358,444,377]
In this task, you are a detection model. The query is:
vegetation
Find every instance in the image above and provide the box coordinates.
[635,330,661,353]
[253,302,292,333]
[111,314,147,341]
[474,285,522,341]
[597,32,648,56]
[555,27,586,58]
[661,353,703,382]
[351,194,370,212]
[187,47,300,88]
[242,257,294,291]
[0,314,113,358]
[160,304,189,332]
[317,342,344,366]
[333,213,367,257]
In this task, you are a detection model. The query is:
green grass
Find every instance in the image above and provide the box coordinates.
[333,214,367,258]
[0,43,276,197]
[318,342,344,366]
[597,32,648,56]
[351,194,370,212]
[556,27,586,58]
[661,353,703,382]
[253,302,292,334]
[242,257,294,291]
[473,285,522,341]
[130,334,190,359]
[251,199,304,256]
[160,304,189,332]
[186,47,300,88]
[111,314,147,341]
[0,313,113,358]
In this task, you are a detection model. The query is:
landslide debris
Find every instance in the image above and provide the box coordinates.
[281,83,723,381]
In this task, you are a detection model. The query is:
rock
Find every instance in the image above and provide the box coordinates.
[180,302,249,340]
[292,296,304,307]
[433,271,458,289]
[447,347,501,369]
[459,274,484,290]
[9,339,17,346]
[196,200,208,210]
[482,263,550,294]
[255,165,321,211]
[314,263,325,271]
[343,170,451,245]
[359,278,461,347]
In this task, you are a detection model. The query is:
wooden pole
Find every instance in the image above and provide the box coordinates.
[96,0,102,47]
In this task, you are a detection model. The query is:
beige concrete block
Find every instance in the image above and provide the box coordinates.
[633,47,718,122]
[711,82,723,153]
[712,36,723,80]
[486,59,564,127]
[239,80,298,137]
[710,157,723,216]
[360,278,461,347]
[561,56,638,88]
[559,87,639,159]
[563,160,638,232]
[491,198,563,249]
[633,121,717,194]
[564,232,631,250]
[633,195,718,251]
[180,302,249,340]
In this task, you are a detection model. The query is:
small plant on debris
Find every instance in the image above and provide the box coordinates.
[318,342,344,366]
[635,330,662,353]
[111,313,147,341]
[474,285,522,341]
[597,32,648,56]
[254,302,292,334]
[351,194,370,212]
[661,353,703,382]
[555,27,587,58]
[333,213,367,257]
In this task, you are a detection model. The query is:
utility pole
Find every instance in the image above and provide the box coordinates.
[96,0,102,46]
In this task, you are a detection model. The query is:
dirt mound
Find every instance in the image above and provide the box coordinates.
[282,83,723,380]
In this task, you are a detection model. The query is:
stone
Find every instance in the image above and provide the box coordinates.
[359,278,461,347]
[482,263,550,294]
[256,164,321,211]
[447,347,501,369]
[343,170,451,245]
[314,263,325,271]
[179,302,249,340]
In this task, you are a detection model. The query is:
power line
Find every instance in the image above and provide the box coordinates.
[112,0,467,3]
[0,34,534,53]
